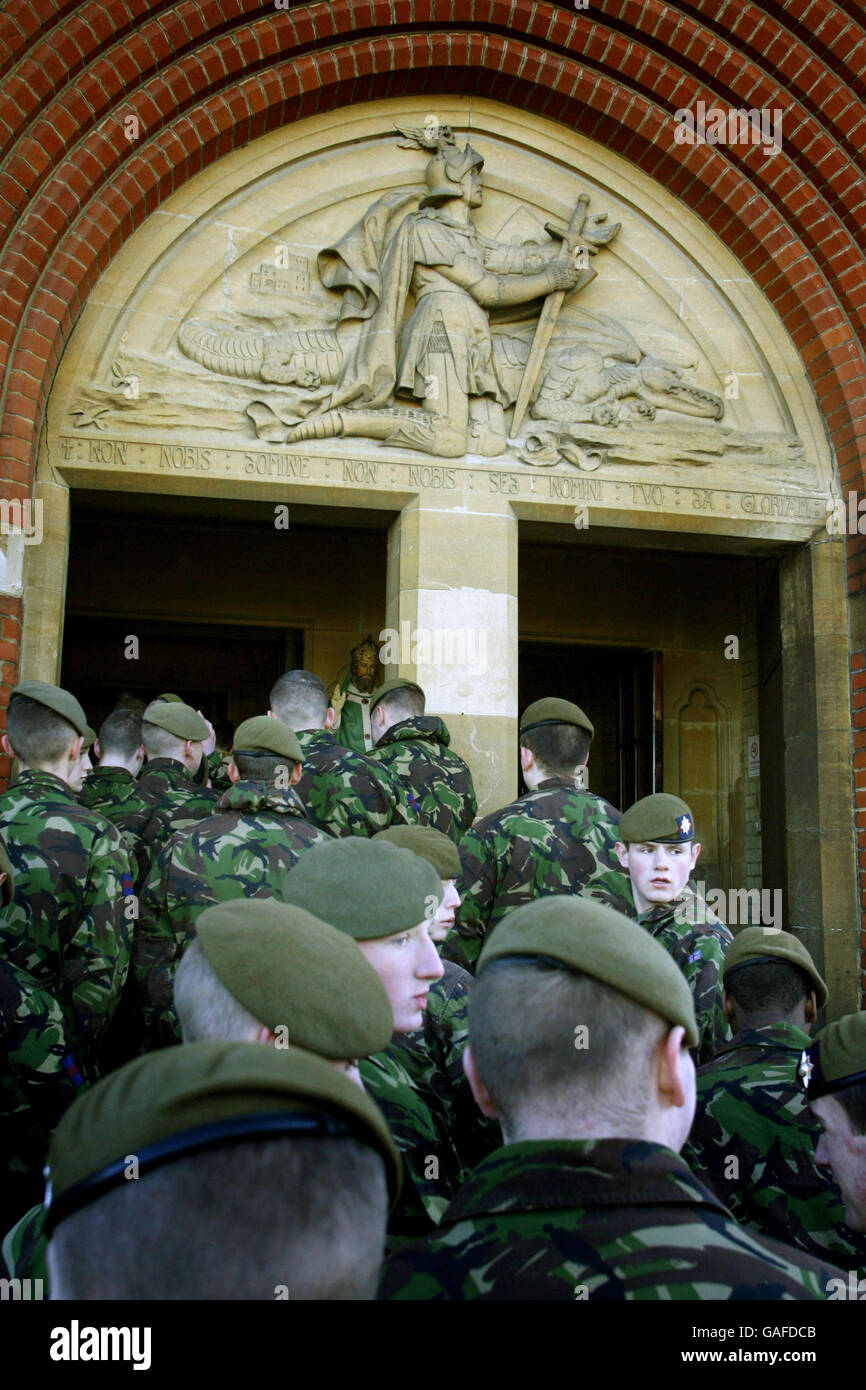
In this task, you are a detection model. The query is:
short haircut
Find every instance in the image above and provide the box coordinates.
[376,686,425,722]
[725,959,813,1016]
[141,721,186,760]
[470,958,667,1136]
[521,723,591,775]
[6,696,77,764]
[833,1084,866,1136]
[97,709,142,761]
[269,670,329,730]
[174,938,262,1043]
[232,752,293,781]
[47,1136,388,1299]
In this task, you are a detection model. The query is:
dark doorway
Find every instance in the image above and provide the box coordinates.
[61,617,299,735]
[519,641,661,812]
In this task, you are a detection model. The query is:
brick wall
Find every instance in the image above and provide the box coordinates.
[1,0,864,984]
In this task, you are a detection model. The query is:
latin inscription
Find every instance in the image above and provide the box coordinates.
[54,437,826,528]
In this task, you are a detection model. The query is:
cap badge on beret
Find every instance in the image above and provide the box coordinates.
[677,815,692,838]
[798,1050,814,1088]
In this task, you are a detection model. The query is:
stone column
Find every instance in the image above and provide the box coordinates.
[780,535,860,1018]
[19,478,70,683]
[385,494,517,817]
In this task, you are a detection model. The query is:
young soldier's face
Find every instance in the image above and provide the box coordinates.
[429,879,460,943]
[813,1095,866,1232]
[616,839,700,913]
[357,922,444,1033]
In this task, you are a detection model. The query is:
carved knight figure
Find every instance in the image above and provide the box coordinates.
[287,127,592,458]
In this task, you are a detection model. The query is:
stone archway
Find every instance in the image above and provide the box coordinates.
[19,94,860,1012]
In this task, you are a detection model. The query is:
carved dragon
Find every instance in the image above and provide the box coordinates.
[530,344,724,425]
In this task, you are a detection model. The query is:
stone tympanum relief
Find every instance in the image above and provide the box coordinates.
[72,122,805,477]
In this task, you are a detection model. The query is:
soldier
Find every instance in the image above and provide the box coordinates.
[374,824,498,1174]
[330,634,385,754]
[0,682,131,1085]
[127,700,220,888]
[368,677,477,843]
[1,837,88,1233]
[684,928,866,1268]
[174,898,394,1086]
[380,895,846,1300]
[803,1011,866,1237]
[45,1042,400,1299]
[449,697,624,971]
[78,708,145,823]
[269,668,404,837]
[135,715,330,1049]
[280,837,468,1236]
[613,792,731,1064]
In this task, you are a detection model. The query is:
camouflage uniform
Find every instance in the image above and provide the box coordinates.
[392,958,498,1176]
[125,757,220,890]
[206,750,233,794]
[0,959,90,1232]
[684,1022,866,1269]
[448,779,626,972]
[294,728,405,837]
[634,884,732,1065]
[370,716,476,844]
[379,1138,844,1300]
[78,766,144,825]
[0,770,131,1081]
[134,780,331,1048]
[360,1044,465,1243]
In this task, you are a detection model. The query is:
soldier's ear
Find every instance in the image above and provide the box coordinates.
[519,744,533,773]
[290,761,303,786]
[1,733,13,758]
[722,988,736,1024]
[324,706,336,730]
[463,1045,498,1120]
[227,761,240,784]
[804,990,818,1025]
[93,739,102,760]
[614,841,629,869]
[68,735,83,763]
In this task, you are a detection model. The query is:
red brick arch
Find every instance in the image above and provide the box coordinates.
[0,0,864,708]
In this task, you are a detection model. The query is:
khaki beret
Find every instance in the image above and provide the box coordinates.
[142,700,209,742]
[372,824,460,879]
[194,900,393,1058]
[723,926,827,1008]
[0,837,13,907]
[156,692,185,703]
[478,895,699,1047]
[619,793,695,844]
[369,678,424,715]
[280,838,442,940]
[519,698,594,741]
[800,1011,866,1102]
[232,715,302,763]
[45,1040,401,1232]
[9,680,87,738]
[83,725,96,750]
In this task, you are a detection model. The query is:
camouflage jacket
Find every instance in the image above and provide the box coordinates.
[1,958,90,1189]
[360,1043,466,1245]
[206,750,233,794]
[78,766,144,824]
[684,1022,866,1270]
[294,728,405,838]
[134,780,331,1048]
[126,757,221,890]
[369,717,477,844]
[0,771,132,1078]
[636,885,732,1065]
[392,959,499,1179]
[379,1138,844,1300]
[448,780,625,971]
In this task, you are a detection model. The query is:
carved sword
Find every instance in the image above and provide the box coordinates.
[510,193,595,439]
